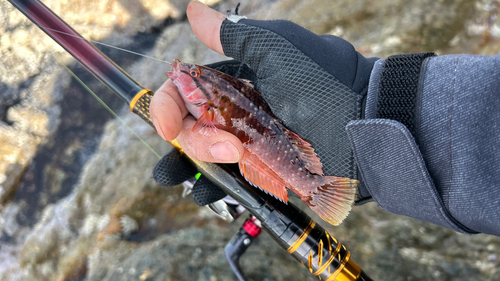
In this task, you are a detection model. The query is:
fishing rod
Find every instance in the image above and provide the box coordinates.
[8,0,373,280]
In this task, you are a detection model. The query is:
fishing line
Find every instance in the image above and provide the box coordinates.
[52,53,162,160]
[42,26,168,63]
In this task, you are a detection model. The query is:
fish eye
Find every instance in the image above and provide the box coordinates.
[189,67,200,77]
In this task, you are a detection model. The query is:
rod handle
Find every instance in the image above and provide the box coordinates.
[130,89,154,127]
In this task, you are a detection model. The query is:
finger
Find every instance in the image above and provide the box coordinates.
[150,79,189,141]
[186,1,225,55]
[177,116,244,163]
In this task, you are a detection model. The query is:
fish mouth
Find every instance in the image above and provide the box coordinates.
[166,58,182,79]
[170,58,181,69]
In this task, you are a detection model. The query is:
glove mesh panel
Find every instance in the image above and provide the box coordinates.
[191,175,227,206]
[221,21,359,178]
[153,150,197,187]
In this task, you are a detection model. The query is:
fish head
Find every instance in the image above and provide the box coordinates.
[167,59,213,119]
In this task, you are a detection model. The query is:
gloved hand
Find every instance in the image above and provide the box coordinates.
[152,1,500,236]
[150,0,377,204]
[152,149,227,206]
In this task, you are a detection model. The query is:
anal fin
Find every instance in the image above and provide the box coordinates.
[238,151,288,202]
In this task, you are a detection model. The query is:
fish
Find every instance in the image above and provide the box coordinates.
[166,59,358,225]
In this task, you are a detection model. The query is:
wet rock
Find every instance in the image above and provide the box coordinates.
[0,65,66,206]
[86,221,319,281]
[42,0,190,39]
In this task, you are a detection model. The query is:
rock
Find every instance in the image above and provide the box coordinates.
[86,222,318,281]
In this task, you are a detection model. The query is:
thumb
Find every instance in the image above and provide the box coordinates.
[187,1,226,55]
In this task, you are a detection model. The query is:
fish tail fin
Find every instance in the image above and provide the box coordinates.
[303,176,358,226]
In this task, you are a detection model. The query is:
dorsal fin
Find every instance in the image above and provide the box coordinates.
[285,129,323,175]
[238,151,288,203]
[238,78,254,88]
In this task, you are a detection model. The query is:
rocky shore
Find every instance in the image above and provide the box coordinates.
[1,0,499,280]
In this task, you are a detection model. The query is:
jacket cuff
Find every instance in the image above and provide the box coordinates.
[346,119,477,234]
[355,53,436,204]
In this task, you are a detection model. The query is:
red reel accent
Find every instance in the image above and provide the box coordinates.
[243,218,262,238]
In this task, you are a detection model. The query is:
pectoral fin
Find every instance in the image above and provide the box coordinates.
[192,108,218,136]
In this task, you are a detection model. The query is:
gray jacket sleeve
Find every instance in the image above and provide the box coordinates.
[347,54,500,236]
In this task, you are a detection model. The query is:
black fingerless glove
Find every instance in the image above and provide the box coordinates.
[220,18,378,182]
[153,14,500,237]
[153,150,226,206]
[153,18,378,206]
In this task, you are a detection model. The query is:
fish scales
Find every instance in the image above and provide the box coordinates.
[208,72,302,160]
[167,59,359,226]
[214,82,307,185]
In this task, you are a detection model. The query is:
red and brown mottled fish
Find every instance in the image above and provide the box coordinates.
[167,59,358,225]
